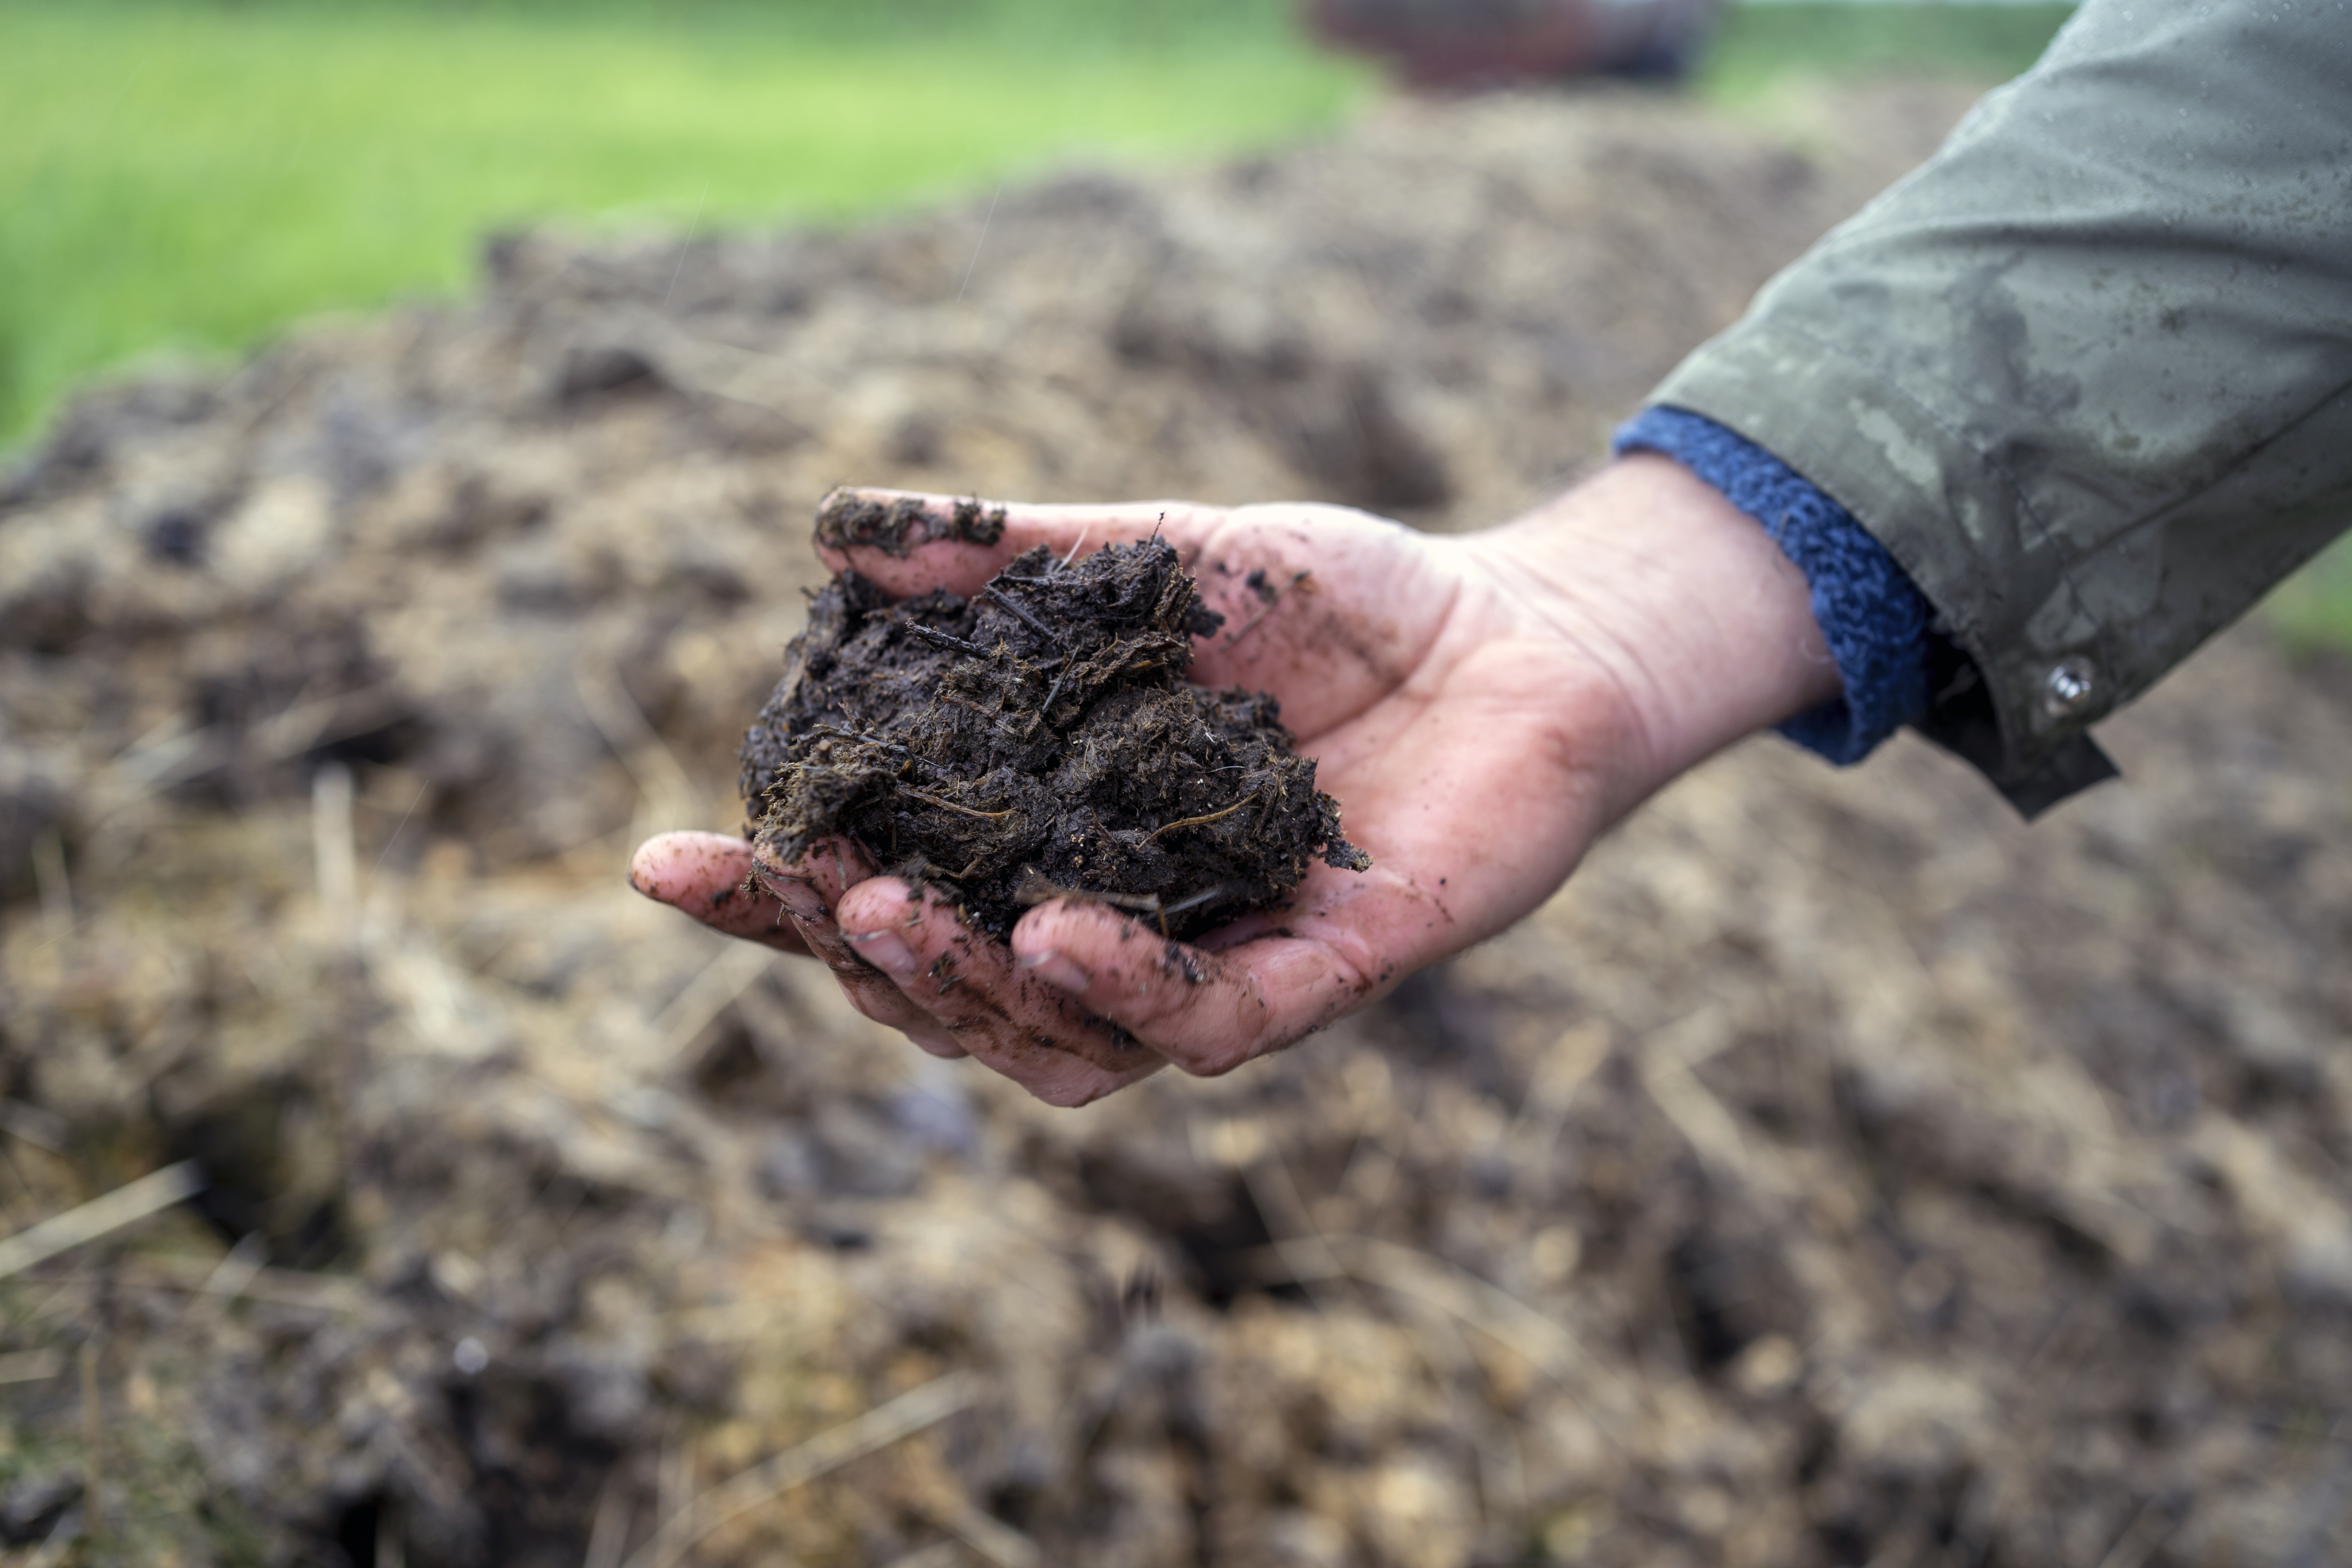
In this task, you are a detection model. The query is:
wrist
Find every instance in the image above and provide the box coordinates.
[1468,455,1841,813]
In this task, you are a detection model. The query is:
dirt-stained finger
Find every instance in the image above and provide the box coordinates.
[752,840,971,1060]
[628,831,810,956]
[811,486,1223,600]
[1006,898,1377,1078]
[833,877,1162,1107]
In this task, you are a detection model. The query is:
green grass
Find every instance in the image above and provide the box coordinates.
[2270,537,2352,660]
[0,0,1369,447]
[0,0,2092,455]
[7,0,2345,650]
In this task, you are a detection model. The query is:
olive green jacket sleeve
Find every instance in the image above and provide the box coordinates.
[1650,0,2352,815]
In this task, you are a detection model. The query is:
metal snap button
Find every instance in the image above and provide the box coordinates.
[2042,656,2097,719]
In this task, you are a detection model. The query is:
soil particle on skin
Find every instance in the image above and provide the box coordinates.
[813,488,1007,557]
[740,534,1369,939]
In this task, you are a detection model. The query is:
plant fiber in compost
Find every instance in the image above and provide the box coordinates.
[740,537,1366,940]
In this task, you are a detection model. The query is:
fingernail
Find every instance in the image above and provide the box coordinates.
[768,877,826,922]
[1018,949,1093,994]
[847,929,918,977]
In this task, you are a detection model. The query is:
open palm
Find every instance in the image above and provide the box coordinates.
[633,466,1832,1103]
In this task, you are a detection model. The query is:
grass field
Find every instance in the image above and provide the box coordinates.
[1699,0,2074,100]
[5,0,2343,641]
[1,0,2078,450]
[0,0,1373,446]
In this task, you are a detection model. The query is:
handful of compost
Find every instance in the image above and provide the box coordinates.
[739,537,1369,943]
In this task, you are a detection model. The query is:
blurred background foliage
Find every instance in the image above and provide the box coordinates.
[4,0,2343,640]
[0,0,2073,449]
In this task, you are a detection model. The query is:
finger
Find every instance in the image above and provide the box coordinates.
[1006,894,1383,1079]
[814,486,1225,599]
[628,831,809,956]
[833,877,1163,1107]
[751,839,969,1060]
[815,488,1457,743]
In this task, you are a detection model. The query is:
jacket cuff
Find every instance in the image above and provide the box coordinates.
[1650,323,2117,817]
[1613,408,1932,766]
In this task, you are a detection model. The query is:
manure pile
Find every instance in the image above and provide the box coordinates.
[4,84,2352,1568]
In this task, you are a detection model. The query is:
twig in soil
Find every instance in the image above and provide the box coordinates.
[815,727,962,780]
[0,1097,67,1152]
[0,1163,203,1283]
[982,584,1060,644]
[2091,1495,2180,1568]
[96,1252,361,1314]
[938,691,1029,745]
[622,1372,980,1568]
[1145,793,1258,842]
[1241,1152,1359,1318]
[583,1475,632,1568]
[654,944,779,1058]
[1016,869,1162,915]
[1160,883,1239,919]
[924,1498,1044,1568]
[1033,667,1072,728]
[187,1232,268,1324]
[905,624,993,659]
[1636,1007,1797,1198]
[901,786,1017,821]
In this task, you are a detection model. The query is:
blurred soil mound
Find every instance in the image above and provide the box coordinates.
[4,82,2351,1567]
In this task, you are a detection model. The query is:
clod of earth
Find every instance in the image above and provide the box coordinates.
[812,489,1008,557]
[740,532,1370,940]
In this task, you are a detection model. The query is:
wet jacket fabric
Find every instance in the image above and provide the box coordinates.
[1646,0,2352,815]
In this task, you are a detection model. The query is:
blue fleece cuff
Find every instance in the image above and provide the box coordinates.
[1612,406,1933,766]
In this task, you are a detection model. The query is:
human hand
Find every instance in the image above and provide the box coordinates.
[631,456,1837,1104]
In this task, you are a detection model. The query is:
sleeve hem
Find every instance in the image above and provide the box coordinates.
[1612,407,1933,768]
[1648,318,2105,803]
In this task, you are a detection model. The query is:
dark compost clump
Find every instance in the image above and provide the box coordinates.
[739,537,1369,940]
[811,489,1009,557]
